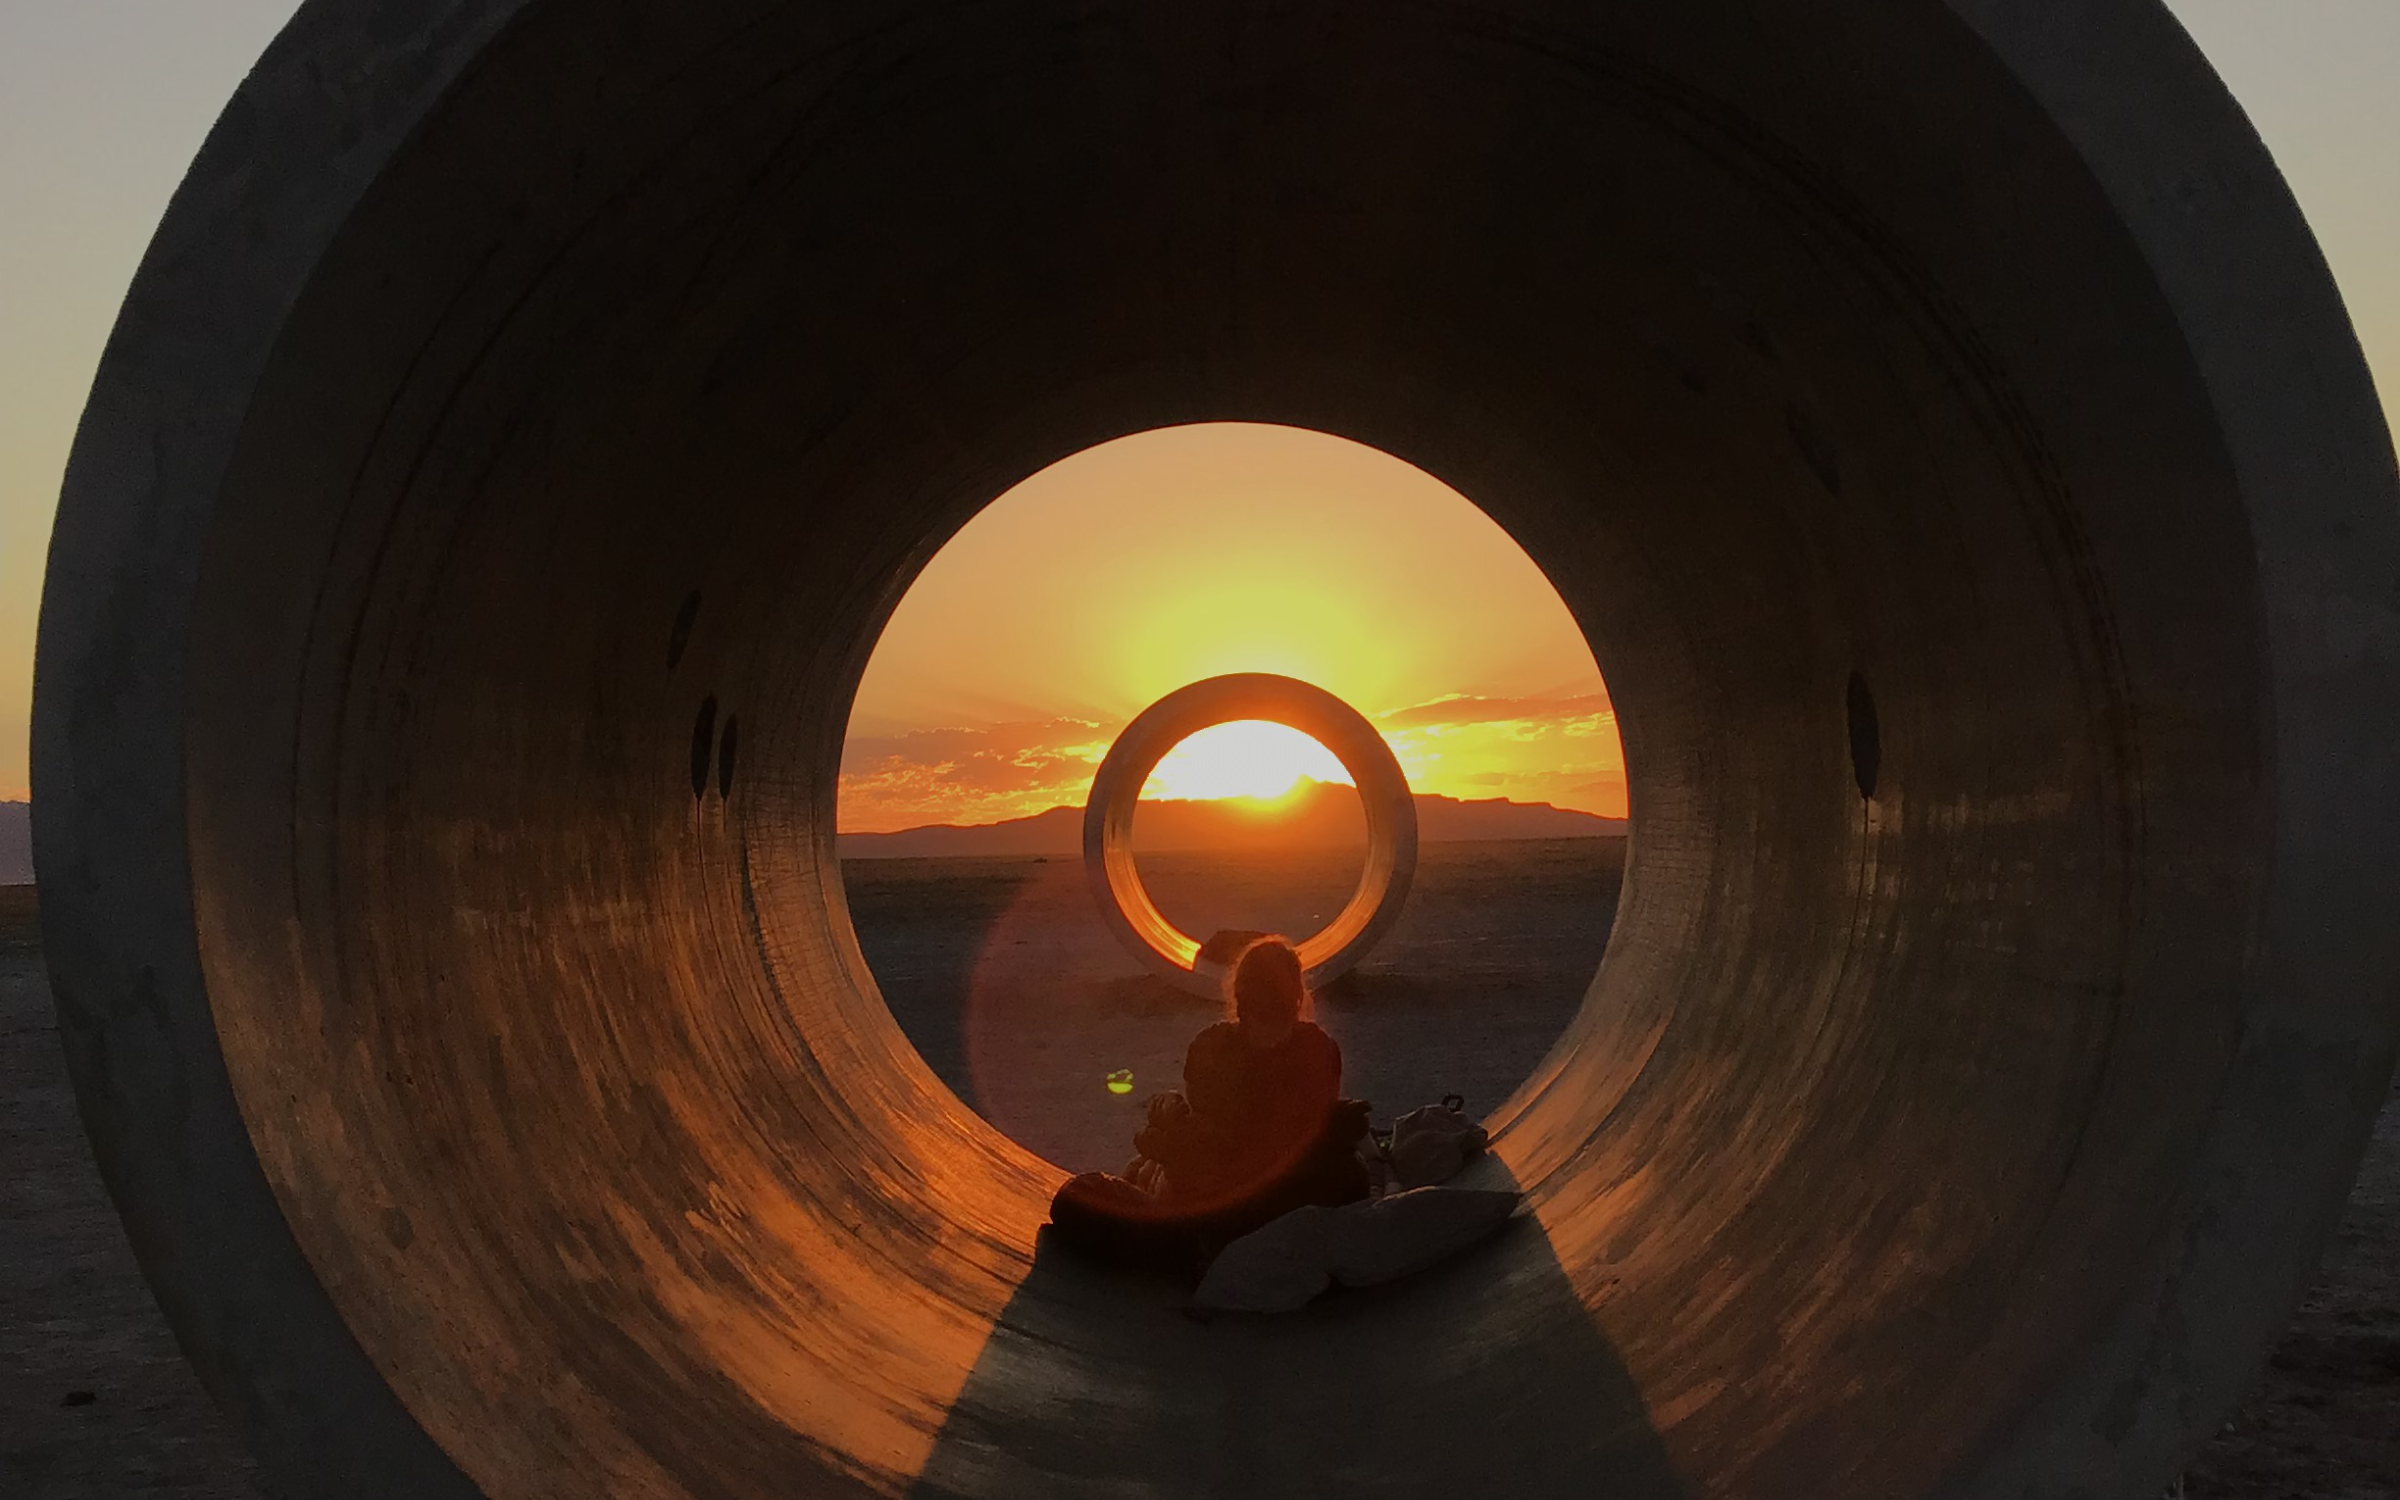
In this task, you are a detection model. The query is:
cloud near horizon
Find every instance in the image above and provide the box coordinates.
[1374,691,1612,731]
[838,718,1114,829]
[838,694,1625,832]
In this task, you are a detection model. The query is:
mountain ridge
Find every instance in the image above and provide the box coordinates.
[839,779,1624,859]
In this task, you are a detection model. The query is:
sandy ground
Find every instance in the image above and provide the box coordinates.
[2,860,2393,1497]
[1,887,260,1499]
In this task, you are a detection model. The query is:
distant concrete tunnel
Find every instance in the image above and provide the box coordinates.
[32,1,2400,1497]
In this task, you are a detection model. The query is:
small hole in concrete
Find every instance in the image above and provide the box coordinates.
[690,696,717,798]
[666,590,701,670]
[717,715,739,799]
[1847,671,1880,800]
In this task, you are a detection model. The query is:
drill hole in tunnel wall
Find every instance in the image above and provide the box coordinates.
[716,715,739,799]
[688,695,717,799]
[1847,671,1880,800]
[666,589,701,671]
[833,423,1629,1172]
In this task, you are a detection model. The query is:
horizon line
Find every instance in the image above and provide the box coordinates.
[838,780,1629,837]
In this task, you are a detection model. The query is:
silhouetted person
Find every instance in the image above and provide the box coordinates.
[1050,936,1370,1272]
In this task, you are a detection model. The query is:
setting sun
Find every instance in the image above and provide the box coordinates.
[1139,721,1357,805]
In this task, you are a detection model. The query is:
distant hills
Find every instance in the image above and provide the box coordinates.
[0,802,27,885]
[839,779,1625,859]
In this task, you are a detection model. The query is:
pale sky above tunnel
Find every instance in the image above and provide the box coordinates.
[3,3,2395,814]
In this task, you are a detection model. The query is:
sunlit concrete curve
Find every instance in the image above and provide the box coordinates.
[1083,673,1418,997]
[28,2,2400,1498]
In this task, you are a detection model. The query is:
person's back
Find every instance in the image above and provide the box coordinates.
[1049,935,1369,1270]
[1175,1014,1342,1204]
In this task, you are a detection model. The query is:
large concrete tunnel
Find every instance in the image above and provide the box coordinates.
[30,1,2400,1496]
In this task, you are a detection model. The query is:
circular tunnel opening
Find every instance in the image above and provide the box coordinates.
[34,4,2397,1500]
[835,423,1625,1175]
[1134,719,1369,952]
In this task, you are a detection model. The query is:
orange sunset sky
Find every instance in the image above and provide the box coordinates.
[837,423,1624,834]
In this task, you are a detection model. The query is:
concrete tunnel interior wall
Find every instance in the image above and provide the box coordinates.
[32,1,2400,1498]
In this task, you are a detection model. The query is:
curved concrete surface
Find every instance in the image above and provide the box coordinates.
[30,1,2400,1497]
[1083,674,1418,996]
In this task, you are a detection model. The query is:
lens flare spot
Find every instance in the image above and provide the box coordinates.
[1105,1069,1135,1095]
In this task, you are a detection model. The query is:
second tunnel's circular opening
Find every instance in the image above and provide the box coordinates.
[1135,719,1368,951]
[835,423,1628,1174]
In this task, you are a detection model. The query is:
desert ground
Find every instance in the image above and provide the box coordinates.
[2,854,2393,1496]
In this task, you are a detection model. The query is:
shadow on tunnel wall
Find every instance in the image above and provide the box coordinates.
[909,1159,1686,1499]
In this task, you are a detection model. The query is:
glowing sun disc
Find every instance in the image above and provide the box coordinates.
[1139,720,1357,803]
